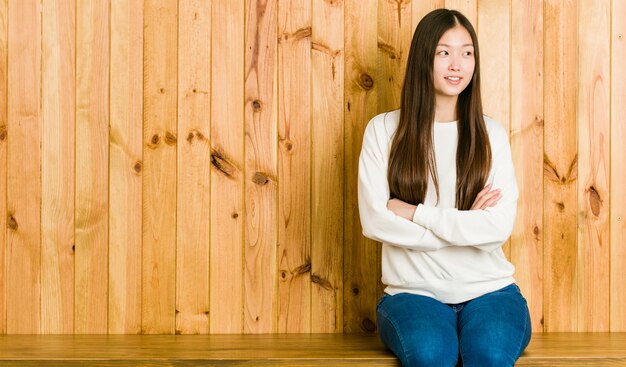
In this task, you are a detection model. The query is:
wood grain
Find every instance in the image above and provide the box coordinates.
[344,0,380,334]
[577,0,610,332]
[543,0,578,332]
[75,0,110,334]
[311,0,344,334]
[109,0,143,334]
[477,0,511,258]
[6,0,42,334]
[377,0,411,112]
[510,0,544,333]
[445,0,476,26]
[41,0,75,334]
[0,0,8,336]
[142,0,178,334]
[610,0,626,332]
[412,0,444,31]
[243,0,278,334]
[0,334,626,366]
[277,0,312,334]
[210,0,244,334]
[176,0,211,335]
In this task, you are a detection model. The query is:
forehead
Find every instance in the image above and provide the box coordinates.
[437,25,473,47]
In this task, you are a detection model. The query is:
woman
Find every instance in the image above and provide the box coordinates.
[358,8,531,367]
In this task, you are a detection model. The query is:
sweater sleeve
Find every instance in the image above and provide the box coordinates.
[358,115,452,251]
[411,123,519,252]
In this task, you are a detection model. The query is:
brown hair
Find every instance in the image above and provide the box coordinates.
[387,8,491,210]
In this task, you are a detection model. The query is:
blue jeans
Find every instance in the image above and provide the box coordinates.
[376,283,531,367]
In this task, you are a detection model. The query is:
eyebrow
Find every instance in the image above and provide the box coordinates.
[437,43,474,47]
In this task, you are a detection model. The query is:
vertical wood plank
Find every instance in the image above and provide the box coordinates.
[611,0,626,332]
[109,0,143,334]
[477,0,511,259]
[0,0,8,336]
[176,0,211,335]
[277,0,312,334]
[142,0,178,334]
[378,0,412,113]
[445,0,477,26]
[510,0,544,333]
[6,0,41,334]
[244,0,278,334]
[412,0,445,31]
[577,0,610,333]
[543,0,578,332]
[344,0,379,334]
[41,0,75,334]
[311,0,343,333]
[75,0,110,334]
[210,0,244,334]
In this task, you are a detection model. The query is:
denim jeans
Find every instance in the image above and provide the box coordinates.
[376,283,531,367]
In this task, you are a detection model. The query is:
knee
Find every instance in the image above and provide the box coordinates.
[402,346,457,367]
[461,348,516,367]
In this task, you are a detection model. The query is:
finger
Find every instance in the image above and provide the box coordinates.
[474,190,500,210]
[473,189,500,209]
[480,192,502,209]
[475,184,492,199]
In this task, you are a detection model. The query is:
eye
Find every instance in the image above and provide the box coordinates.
[437,50,449,56]
[464,51,473,56]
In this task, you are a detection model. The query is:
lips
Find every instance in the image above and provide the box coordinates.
[444,76,462,85]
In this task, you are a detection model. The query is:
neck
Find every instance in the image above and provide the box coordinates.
[434,95,458,122]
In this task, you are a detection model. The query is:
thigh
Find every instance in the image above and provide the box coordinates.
[376,292,458,367]
[457,283,532,367]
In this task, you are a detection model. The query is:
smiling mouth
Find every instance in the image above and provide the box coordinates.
[445,76,462,81]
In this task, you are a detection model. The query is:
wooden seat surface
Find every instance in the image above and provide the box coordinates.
[0,333,625,366]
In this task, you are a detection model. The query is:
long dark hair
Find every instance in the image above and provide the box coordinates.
[387,9,491,210]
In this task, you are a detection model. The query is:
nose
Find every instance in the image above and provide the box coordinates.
[449,54,461,71]
[448,61,460,71]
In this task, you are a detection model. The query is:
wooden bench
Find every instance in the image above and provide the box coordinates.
[0,333,625,366]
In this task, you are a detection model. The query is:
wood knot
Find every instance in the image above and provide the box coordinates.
[358,73,374,90]
[211,149,237,177]
[533,226,540,236]
[159,88,165,94]
[280,271,287,280]
[352,287,359,295]
[588,185,602,216]
[186,130,206,144]
[148,134,160,149]
[362,318,376,332]
[8,214,18,231]
[293,261,311,276]
[0,125,6,141]
[534,116,544,127]
[252,172,269,185]
[164,131,177,145]
[311,273,333,291]
[133,161,142,173]
[556,201,565,212]
[284,140,294,152]
[71,244,75,252]
[252,100,262,111]
[232,212,239,219]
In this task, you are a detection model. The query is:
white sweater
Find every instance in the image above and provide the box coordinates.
[358,109,518,304]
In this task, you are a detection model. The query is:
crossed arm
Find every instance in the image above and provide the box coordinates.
[358,117,518,253]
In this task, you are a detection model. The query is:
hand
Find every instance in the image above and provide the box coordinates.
[387,198,417,220]
[470,184,501,210]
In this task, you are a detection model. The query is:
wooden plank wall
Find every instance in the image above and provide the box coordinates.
[0,0,624,334]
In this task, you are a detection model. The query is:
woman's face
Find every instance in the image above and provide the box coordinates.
[432,25,475,101]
